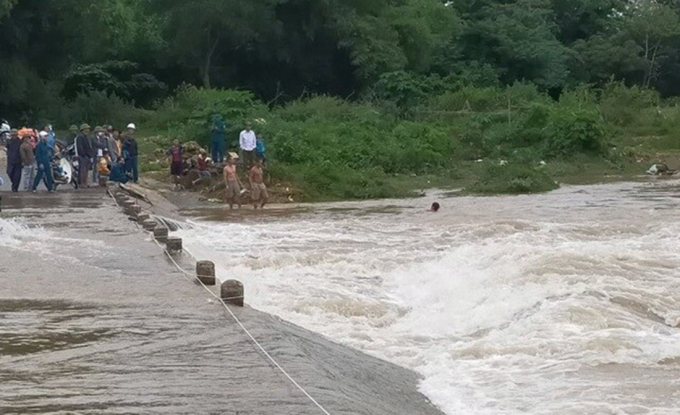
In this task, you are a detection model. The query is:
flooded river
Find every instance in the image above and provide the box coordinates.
[0,190,443,415]
[176,180,680,415]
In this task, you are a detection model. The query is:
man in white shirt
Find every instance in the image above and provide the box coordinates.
[239,122,257,168]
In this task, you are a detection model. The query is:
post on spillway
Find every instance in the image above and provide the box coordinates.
[196,260,216,285]
[221,280,244,307]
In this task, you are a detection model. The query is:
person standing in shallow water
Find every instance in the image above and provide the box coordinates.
[249,159,268,209]
[223,155,242,209]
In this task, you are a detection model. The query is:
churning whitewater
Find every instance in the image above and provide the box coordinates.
[177,180,680,415]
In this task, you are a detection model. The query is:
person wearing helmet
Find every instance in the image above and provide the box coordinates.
[75,124,93,187]
[122,123,139,183]
[67,125,78,144]
[0,119,10,146]
[43,125,56,153]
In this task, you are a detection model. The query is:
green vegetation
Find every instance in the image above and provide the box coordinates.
[2,1,680,201]
[468,163,559,195]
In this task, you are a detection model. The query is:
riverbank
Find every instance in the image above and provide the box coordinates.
[0,187,444,414]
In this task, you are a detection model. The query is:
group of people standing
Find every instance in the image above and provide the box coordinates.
[0,121,56,192]
[71,123,139,187]
[166,117,268,209]
[1,121,139,192]
[2,124,58,192]
[209,117,266,165]
[211,118,268,209]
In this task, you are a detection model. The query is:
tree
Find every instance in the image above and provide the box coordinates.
[453,0,572,89]
[623,0,680,88]
[0,0,17,18]
[156,0,278,88]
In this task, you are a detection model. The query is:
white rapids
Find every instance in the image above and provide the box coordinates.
[176,180,680,415]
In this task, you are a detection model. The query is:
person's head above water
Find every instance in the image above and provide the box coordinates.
[429,202,440,212]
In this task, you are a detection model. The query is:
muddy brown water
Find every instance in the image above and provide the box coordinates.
[0,189,443,415]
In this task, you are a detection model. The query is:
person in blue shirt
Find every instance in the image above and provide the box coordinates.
[109,157,129,184]
[210,114,227,164]
[44,124,56,153]
[256,135,267,165]
[32,132,55,192]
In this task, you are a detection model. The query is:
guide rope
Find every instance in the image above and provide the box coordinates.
[111,192,332,415]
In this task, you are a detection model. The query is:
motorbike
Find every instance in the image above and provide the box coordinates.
[52,144,79,190]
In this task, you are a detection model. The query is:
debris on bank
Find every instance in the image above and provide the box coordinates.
[646,163,678,176]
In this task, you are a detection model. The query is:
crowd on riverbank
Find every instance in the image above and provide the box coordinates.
[166,118,268,209]
[1,121,139,192]
[2,117,269,210]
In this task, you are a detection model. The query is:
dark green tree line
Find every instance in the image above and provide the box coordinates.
[1,0,680,123]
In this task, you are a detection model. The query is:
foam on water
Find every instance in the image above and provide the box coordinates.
[0,217,48,247]
[177,181,680,415]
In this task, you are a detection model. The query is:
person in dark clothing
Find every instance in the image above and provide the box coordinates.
[67,125,78,144]
[122,123,139,183]
[210,114,227,164]
[75,124,93,187]
[109,157,129,184]
[32,133,54,192]
[91,126,108,184]
[5,129,22,192]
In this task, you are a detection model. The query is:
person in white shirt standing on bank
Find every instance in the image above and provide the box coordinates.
[239,122,257,168]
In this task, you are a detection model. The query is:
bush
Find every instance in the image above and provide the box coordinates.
[544,104,609,157]
[263,96,455,174]
[42,91,147,129]
[468,162,559,194]
[153,86,268,147]
[599,82,659,127]
[270,162,408,201]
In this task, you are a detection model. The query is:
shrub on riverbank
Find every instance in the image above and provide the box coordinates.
[468,163,559,194]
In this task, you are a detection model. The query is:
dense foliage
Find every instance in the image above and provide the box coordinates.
[3,0,680,122]
[2,0,679,198]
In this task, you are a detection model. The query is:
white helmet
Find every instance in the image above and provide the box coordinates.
[39,131,49,138]
[126,123,136,130]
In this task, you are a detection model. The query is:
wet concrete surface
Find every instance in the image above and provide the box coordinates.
[0,188,443,414]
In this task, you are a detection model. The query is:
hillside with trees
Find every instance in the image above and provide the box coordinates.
[2,0,679,199]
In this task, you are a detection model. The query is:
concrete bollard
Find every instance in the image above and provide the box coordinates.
[153,226,169,243]
[99,175,109,187]
[136,213,150,223]
[130,205,142,216]
[196,260,216,286]
[221,280,244,307]
[166,237,182,254]
[142,219,157,231]
[122,199,135,210]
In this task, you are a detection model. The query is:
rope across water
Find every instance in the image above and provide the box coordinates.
[111,190,333,415]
